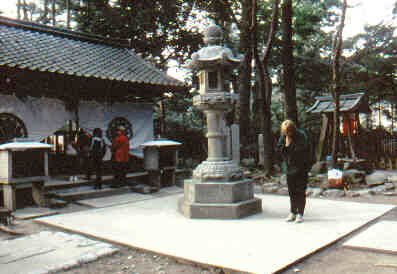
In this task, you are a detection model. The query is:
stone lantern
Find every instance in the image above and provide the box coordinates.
[178,25,262,219]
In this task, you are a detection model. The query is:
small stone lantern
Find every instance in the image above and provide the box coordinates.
[142,138,181,191]
[178,25,262,219]
[0,139,52,210]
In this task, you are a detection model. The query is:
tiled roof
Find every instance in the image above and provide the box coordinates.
[307,92,371,113]
[0,16,186,90]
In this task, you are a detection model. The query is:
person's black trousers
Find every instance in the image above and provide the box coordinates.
[113,162,128,186]
[92,157,103,189]
[79,153,91,179]
[287,171,308,215]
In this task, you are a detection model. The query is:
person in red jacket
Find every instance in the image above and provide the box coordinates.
[111,126,130,187]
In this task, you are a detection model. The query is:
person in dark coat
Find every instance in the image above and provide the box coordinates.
[277,120,310,223]
[90,128,107,189]
[76,128,92,180]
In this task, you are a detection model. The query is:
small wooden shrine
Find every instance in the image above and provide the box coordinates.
[307,92,371,162]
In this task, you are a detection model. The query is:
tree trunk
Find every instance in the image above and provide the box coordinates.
[262,74,274,173]
[43,0,49,24]
[52,0,56,26]
[238,0,253,147]
[281,0,298,125]
[254,0,280,174]
[159,100,166,136]
[66,0,71,29]
[17,0,21,20]
[330,0,347,167]
[22,0,28,20]
[251,0,260,140]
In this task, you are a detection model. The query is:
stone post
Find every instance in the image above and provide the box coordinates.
[231,124,240,165]
[258,134,264,166]
[3,184,16,211]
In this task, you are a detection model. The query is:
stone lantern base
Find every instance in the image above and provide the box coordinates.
[178,179,262,219]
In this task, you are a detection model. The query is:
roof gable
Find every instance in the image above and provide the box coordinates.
[307,92,371,114]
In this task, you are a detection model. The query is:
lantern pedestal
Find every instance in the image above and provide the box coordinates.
[179,179,261,219]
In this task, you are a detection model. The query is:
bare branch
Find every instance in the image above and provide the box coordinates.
[331,0,347,94]
[330,0,348,164]
[262,0,280,66]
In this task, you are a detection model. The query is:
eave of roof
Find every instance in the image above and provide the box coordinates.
[0,16,187,92]
[307,92,371,114]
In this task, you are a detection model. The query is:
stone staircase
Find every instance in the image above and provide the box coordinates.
[1,169,188,210]
[44,172,150,205]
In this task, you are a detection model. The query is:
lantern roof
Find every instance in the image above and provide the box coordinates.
[189,25,240,71]
[141,138,182,147]
[0,139,52,151]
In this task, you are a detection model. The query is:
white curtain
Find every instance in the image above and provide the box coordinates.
[0,95,154,158]
[0,95,72,141]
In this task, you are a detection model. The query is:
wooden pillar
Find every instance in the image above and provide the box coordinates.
[345,114,356,161]
[378,100,382,128]
[316,114,329,162]
[55,134,59,153]
[355,112,360,134]
[390,103,394,134]
[44,152,49,176]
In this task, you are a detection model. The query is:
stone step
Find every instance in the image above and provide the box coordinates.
[1,169,187,209]
[44,169,189,202]
[45,173,160,203]
[45,171,148,191]
[46,185,135,203]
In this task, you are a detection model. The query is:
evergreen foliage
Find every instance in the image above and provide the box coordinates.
[1,0,396,165]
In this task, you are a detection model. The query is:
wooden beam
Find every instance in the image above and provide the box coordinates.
[345,114,356,161]
[316,114,329,162]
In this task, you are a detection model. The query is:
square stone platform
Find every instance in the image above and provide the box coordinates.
[36,194,394,274]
